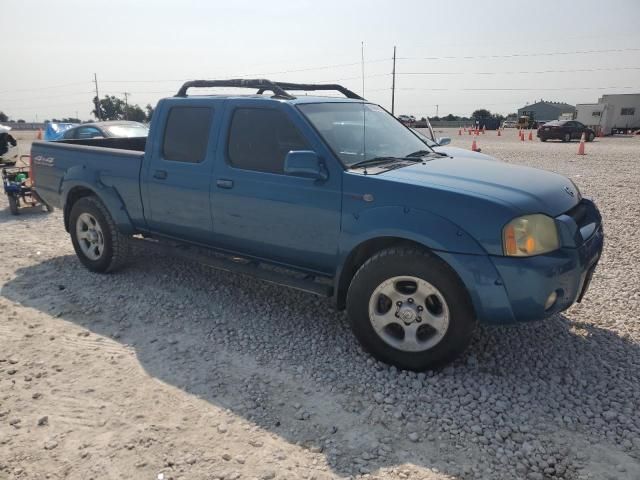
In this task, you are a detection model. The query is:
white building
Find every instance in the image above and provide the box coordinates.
[576,93,640,135]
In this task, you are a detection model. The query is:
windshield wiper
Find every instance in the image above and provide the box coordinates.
[349,156,420,169]
[406,149,437,158]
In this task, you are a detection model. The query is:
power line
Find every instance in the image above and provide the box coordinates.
[397,66,640,76]
[399,47,640,61]
[0,82,91,95]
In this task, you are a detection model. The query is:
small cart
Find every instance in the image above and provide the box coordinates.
[2,156,52,215]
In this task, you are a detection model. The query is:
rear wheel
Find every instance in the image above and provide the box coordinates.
[8,195,19,215]
[540,137,547,142]
[562,133,571,142]
[587,132,595,142]
[69,196,129,273]
[346,247,476,371]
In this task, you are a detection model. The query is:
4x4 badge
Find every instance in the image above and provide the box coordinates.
[564,186,575,197]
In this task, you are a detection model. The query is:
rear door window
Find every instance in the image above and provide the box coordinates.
[227,108,309,174]
[163,107,214,163]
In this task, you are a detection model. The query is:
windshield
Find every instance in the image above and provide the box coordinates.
[104,124,149,138]
[298,103,432,166]
[411,129,438,147]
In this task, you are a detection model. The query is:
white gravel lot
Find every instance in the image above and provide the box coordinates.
[0,129,639,479]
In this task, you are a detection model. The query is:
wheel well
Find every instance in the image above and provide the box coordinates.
[64,187,96,231]
[335,237,427,310]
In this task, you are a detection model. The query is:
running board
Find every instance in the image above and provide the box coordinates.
[130,237,334,297]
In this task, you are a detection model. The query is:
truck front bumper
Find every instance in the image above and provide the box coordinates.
[437,201,604,324]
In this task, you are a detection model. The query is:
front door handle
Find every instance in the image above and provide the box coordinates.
[153,170,168,180]
[216,179,234,189]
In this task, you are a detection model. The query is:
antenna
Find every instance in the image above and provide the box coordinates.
[361,42,367,167]
[391,46,396,115]
[361,41,365,97]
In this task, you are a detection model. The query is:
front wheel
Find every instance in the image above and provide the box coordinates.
[346,247,476,371]
[8,195,19,215]
[562,133,571,142]
[69,196,129,273]
[587,132,595,142]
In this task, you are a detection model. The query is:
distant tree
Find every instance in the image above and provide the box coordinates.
[472,109,492,119]
[124,104,146,123]
[92,95,147,122]
[0,111,8,122]
[420,117,427,122]
[92,95,125,120]
[145,104,154,122]
[17,119,25,123]
[61,117,81,123]
[443,113,459,121]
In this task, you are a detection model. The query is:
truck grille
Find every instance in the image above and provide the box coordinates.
[564,200,601,242]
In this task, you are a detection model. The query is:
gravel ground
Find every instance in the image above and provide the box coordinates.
[0,129,639,479]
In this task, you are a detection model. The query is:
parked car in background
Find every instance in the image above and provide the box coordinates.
[60,121,149,140]
[537,120,595,142]
[502,120,517,128]
[397,114,416,125]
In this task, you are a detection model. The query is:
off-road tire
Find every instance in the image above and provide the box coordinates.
[346,247,476,371]
[562,133,571,142]
[8,195,19,215]
[69,196,129,273]
[587,132,595,142]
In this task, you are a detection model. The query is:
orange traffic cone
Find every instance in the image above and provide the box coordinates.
[36,129,42,140]
[497,129,501,136]
[577,132,586,155]
[520,131,525,142]
[528,130,533,141]
[458,128,462,136]
[471,139,478,151]
[482,125,486,134]
[469,129,472,135]
[597,128,603,138]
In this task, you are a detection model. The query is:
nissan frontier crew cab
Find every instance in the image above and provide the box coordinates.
[31,79,604,371]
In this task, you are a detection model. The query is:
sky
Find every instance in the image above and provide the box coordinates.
[2,0,640,122]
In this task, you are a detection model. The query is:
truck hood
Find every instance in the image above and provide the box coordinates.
[432,145,495,161]
[382,156,579,217]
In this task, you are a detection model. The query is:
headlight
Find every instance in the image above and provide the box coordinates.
[503,214,560,256]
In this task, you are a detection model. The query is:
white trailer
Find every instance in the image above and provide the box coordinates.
[576,94,640,135]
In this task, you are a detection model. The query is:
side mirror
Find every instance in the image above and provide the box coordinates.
[284,151,327,180]
[437,137,451,146]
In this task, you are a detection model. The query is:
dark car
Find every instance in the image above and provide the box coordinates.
[61,121,149,140]
[537,120,595,142]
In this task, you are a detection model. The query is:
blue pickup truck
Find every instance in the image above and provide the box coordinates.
[31,79,604,370]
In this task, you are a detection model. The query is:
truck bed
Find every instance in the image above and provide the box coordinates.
[31,140,145,225]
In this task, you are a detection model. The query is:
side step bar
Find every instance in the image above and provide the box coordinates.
[130,237,334,298]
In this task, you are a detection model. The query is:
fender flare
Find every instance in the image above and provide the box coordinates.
[61,166,135,235]
[334,205,488,307]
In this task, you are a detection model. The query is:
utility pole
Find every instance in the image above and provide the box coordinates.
[123,92,131,120]
[391,46,396,116]
[436,104,439,117]
[93,73,101,120]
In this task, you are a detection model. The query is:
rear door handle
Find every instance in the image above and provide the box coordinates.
[216,179,234,189]
[153,170,168,180]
